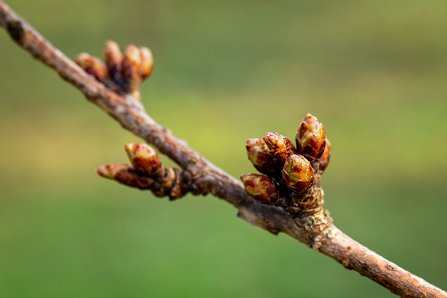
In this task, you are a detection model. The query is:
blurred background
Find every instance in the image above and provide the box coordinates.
[1,0,446,297]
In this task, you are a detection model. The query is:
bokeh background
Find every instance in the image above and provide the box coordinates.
[1,0,447,297]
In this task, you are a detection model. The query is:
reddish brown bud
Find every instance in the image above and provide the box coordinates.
[318,139,331,172]
[246,138,276,175]
[124,143,162,176]
[75,53,109,82]
[263,132,296,161]
[97,164,155,189]
[240,174,279,204]
[122,44,142,99]
[97,163,127,179]
[104,40,123,82]
[282,154,314,193]
[123,45,141,69]
[296,113,326,159]
[139,47,154,80]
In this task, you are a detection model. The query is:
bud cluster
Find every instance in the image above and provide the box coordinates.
[241,114,331,208]
[97,143,191,200]
[76,41,154,100]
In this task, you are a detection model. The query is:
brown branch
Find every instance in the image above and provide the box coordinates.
[0,2,445,297]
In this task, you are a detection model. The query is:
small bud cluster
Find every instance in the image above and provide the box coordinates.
[97,143,191,200]
[241,114,331,208]
[76,41,154,99]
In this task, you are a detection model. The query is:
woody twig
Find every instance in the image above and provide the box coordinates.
[0,2,445,297]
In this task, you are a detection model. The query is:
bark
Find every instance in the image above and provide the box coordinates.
[0,2,445,297]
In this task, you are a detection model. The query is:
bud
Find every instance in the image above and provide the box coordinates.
[75,53,109,82]
[122,44,142,98]
[104,40,123,82]
[240,174,279,204]
[96,163,155,189]
[139,47,154,80]
[296,113,326,159]
[123,44,141,70]
[246,138,276,175]
[282,154,314,193]
[263,132,296,161]
[124,143,162,176]
[318,139,331,172]
[97,163,127,179]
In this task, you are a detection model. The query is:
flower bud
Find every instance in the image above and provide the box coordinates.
[97,163,155,189]
[246,138,276,175]
[139,47,154,80]
[123,45,141,69]
[282,154,314,193]
[104,40,123,82]
[97,163,127,179]
[75,53,109,82]
[240,174,279,204]
[318,139,331,172]
[263,132,296,161]
[122,44,142,98]
[124,143,162,176]
[296,113,326,159]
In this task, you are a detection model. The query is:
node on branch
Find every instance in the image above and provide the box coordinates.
[76,41,153,100]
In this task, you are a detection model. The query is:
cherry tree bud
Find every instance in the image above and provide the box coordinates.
[139,47,154,80]
[124,143,162,176]
[97,164,155,189]
[122,44,142,98]
[263,132,296,162]
[75,53,108,82]
[296,113,326,159]
[245,138,277,175]
[282,154,314,193]
[240,173,279,204]
[104,40,123,81]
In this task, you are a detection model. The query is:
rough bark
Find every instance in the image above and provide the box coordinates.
[0,2,445,297]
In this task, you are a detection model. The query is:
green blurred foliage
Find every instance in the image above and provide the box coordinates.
[1,0,447,297]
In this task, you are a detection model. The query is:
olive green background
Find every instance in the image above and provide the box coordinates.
[1,1,446,297]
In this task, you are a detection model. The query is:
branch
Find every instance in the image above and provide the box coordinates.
[0,2,445,297]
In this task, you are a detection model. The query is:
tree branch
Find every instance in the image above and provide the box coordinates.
[0,2,445,297]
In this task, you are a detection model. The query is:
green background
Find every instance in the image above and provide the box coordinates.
[1,1,446,297]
